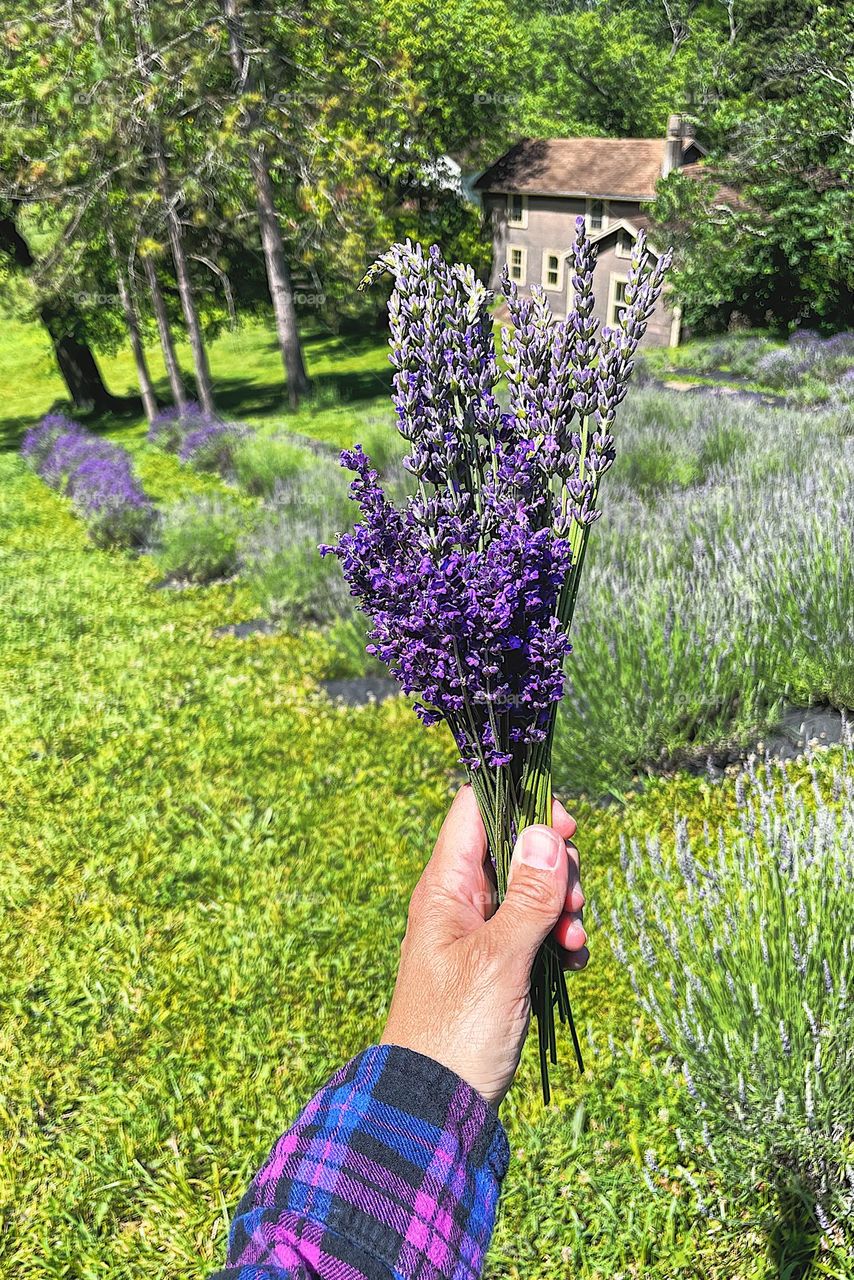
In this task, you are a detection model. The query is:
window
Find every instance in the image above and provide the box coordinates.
[615,228,632,259]
[507,245,527,284]
[608,274,630,327]
[507,193,528,228]
[586,198,609,232]
[541,250,564,291]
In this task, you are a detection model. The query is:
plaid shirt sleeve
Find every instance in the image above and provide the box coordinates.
[209,1044,510,1280]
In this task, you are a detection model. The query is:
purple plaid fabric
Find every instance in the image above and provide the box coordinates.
[210,1045,509,1280]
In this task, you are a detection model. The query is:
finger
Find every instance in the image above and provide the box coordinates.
[411,787,493,936]
[552,910,587,952]
[551,797,577,841]
[485,825,569,967]
[563,842,584,913]
[561,945,589,972]
[421,785,487,889]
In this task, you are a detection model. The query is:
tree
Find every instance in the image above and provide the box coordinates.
[105,217,158,423]
[653,3,854,329]
[0,203,123,412]
[220,0,310,407]
[126,0,217,414]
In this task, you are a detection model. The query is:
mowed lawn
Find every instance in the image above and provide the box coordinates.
[0,317,847,1278]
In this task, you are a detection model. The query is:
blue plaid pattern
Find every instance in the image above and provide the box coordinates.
[210,1046,509,1280]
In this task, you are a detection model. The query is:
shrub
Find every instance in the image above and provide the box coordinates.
[21,413,156,548]
[232,434,320,497]
[755,346,812,389]
[148,404,250,477]
[551,393,854,794]
[242,466,351,626]
[71,456,159,549]
[178,419,249,476]
[147,404,208,453]
[155,496,246,583]
[609,749,854,1262]
[617,435,699,492]
[684,336,773,376]
[20,412,80,467]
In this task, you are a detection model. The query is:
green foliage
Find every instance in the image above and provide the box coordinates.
[241,466,351,626]
[609,751,854,1268]
[653,4,854,331]
[232,433,321,498]
[154,496,248,584]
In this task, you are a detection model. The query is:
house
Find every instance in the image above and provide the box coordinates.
[474,115,704,346]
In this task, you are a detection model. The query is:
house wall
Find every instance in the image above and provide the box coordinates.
[483,191,675,346]
[590,241,675,346]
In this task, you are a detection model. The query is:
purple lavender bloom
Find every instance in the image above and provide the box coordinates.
[324,230,670,767]
[21,414,82,468]
[323,231,669,1099]
[147,403,207,452]
[21,414,156,548]
[178,418,249,475]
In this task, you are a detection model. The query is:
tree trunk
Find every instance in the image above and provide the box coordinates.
[154,148,217,416]
[143,252,188,411]
[221,0,310,409]
[0,209,121,413]
[107,224,158,423]
[43,321,118,412]
[250,150,311,409]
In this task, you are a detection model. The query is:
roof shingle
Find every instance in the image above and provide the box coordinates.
[475,137,670,200]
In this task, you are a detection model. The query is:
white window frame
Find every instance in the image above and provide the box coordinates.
[607,272,630,327]
[541,249,564,292]
[507,244,527,285]
[615,227,633,259]
[585,198,609,233]
[506,193,528,229]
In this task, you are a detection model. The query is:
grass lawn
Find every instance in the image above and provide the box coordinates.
[2,316,852,1277]
[0,313,394,457]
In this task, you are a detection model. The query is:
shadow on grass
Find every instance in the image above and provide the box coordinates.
[0,358,392,453]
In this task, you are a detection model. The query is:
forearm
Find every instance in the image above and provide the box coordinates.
[210,1044,509,1280]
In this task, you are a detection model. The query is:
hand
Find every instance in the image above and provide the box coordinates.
[381,785,588,1107]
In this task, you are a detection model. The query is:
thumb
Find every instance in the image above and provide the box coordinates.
[486,825,568,965]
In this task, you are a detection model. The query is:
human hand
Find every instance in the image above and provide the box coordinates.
[380,785,588,1107]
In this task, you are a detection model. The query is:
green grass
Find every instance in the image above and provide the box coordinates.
[0,313,393,456]
[4,403,852,1280]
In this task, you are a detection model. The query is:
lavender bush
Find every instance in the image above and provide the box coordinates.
[551,392,854,794]
[242,465,356,625]
[147,404,208,453]
[609,744,854,1263]
[21,414,156,549]
[155,496,247,584]
[232,434,320,497]
[20,413,80,468]
[322,224,669,1095]
[756,331,854,399]
[148,403,250,477]
[179,419,249,475]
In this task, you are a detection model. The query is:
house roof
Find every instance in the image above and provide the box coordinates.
[583,217,664,259]
[680,162,744,209]
[474,137,682,200]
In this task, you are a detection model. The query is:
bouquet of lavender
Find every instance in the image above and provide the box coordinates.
[322,218,670,1098]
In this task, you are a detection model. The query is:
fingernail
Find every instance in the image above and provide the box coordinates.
[516,825,563,870]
